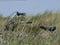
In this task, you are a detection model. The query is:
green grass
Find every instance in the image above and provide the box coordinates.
[0,11,60,45]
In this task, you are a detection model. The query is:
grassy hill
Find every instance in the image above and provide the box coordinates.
[0,11,60,45]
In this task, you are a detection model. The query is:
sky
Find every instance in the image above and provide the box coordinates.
[0,0,60,16]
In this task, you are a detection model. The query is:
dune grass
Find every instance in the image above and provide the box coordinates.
[0,11,60,45]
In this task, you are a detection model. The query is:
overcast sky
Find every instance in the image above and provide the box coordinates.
[0,0,60,16]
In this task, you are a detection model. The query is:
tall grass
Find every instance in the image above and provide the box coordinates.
[0,11,60,45]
